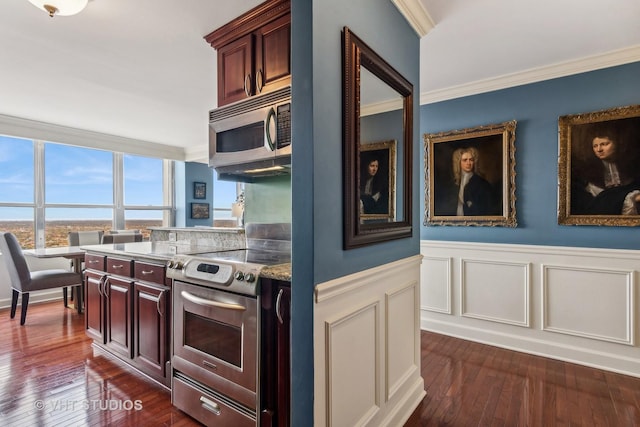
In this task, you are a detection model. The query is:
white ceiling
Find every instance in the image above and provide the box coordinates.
[1,0,639,160]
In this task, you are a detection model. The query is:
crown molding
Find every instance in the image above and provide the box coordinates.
[184,144,209,164]
[421,44,640,105]
[391,0,434,38]
[0,113,186,160]
[361,98,404,117]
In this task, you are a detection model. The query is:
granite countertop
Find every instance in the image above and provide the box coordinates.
[261,263,292,282]
[81,241,292,282]
[80,241,227,263]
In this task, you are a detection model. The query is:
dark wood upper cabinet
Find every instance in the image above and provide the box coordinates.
[205,0,291,106]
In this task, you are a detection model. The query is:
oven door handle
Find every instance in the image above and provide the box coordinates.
[181,291,246,311]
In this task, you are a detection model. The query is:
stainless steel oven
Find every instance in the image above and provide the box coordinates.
[168,222,291,427]
[172,280,259,426]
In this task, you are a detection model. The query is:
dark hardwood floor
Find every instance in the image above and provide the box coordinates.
[0,300,200,427]
[3,301,640,426]
[405,330,640,426]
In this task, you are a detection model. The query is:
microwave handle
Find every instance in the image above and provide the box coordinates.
[265,107,276,151]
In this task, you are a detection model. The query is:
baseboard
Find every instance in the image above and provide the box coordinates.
[0,290,64,310]
[421,317,640,379]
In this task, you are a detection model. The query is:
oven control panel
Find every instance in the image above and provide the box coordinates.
[166,255,262,296]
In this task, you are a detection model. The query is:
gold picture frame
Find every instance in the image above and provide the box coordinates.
[359,140,396,223]
[558,104,640,226]
[424,120,517,227]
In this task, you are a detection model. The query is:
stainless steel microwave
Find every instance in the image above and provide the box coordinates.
[208,86,291,182]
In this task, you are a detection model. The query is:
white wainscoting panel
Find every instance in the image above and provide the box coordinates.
[460,258,530,327]
[315,255,425,427]
[326,301,380,427]
[420,240,640,378]
[542,264,634,345]
[386,282,420,402]
[420,256,451,314]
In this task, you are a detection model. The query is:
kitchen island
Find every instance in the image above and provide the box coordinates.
[80,238,292,425]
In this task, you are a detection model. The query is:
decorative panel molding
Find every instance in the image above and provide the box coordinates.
[542,264,635,345]
[314,255,425,427]
[420,256,451,314]
[325,301,380,426]
[460,258,530,327]
[386,281,420,402]
[420,240,640,378]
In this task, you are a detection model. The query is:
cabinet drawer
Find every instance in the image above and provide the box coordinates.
[134,261,165,285]
[85,254,106,272]
[106,257,133,277]
[172,376,255,427]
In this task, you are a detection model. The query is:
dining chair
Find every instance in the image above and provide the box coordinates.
[101,233,143,244]
[0,232,83,325]
[66,230,103,308]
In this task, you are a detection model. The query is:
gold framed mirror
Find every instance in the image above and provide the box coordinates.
[342,27,413,249]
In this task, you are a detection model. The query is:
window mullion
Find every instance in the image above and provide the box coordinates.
[34,140,45,248]
[114,152,124,229]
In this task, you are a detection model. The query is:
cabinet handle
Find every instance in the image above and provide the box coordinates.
[103,277,110,299]
[181,291,246,311]
[141,270,154,275]
[112,264,124,270]
[199,396,221,416]
[156,290,164,316]
[244,74,251,97]
[255,69,263,93]
[275,288,284,324]
[88,259,99,264]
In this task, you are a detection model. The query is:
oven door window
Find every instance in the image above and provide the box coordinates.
[184,312,241,368]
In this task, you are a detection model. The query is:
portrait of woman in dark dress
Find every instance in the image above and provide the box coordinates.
[570,122,640,216]
[360,156,389,215]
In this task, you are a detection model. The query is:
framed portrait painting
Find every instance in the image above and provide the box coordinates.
[358,140,396,222]
[424,120,517,227]
[558,104,640,226]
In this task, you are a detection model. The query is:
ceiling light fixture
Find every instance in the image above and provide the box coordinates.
[28,0,88,17]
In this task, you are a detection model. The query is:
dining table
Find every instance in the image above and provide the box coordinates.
[23,245,86,314]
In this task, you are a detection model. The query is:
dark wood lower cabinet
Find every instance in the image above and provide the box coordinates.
[105,276,134,358]
[133,282,170,380]
[260,278,291,427]
[85,269,106,342]
[84,254,171,387]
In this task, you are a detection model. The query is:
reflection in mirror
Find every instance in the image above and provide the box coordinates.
[343,27,413,249]
[360,67,404,223]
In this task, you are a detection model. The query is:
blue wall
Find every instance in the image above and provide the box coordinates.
[290,0,420,425]
[420,62,640,249]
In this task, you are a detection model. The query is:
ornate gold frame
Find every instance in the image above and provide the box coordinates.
[558,104,640,226]
[424,121,517,227]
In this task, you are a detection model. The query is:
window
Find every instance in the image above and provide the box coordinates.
[0,135,173,248]
[213,173,240,219]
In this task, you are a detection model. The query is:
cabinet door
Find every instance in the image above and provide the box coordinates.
[105,276,134,359]
[254,14,291,96]
[275,284,291,427]
[133,282,169,381]
[217,33,253,106]
[260,279,291,427]
[85,270,106,343]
